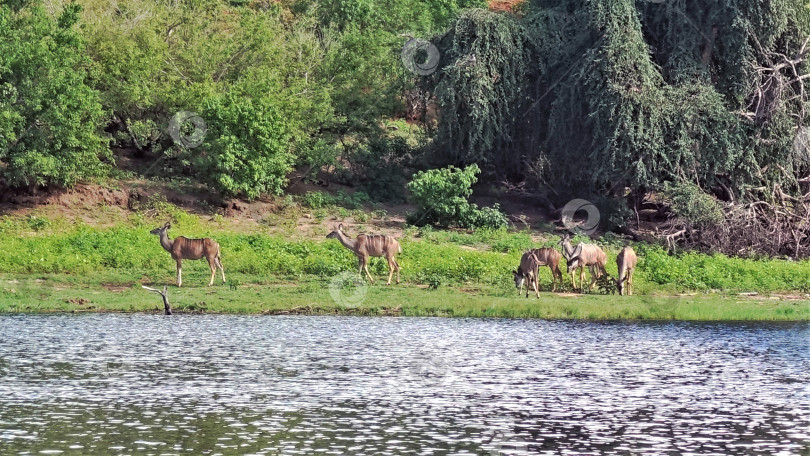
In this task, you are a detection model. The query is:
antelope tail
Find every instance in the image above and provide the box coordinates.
[398,245,402,254]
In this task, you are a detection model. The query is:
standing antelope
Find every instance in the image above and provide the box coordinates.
[150,222,225,287]
[528,247,563,292]
[513,251,543,298]
[614,246,637,295]
[326,224,401,285]
[559,234,607,291]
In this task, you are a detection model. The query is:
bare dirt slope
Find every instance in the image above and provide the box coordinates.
[0,175,558,242]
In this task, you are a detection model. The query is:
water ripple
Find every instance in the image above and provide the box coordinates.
[0,315,808,455]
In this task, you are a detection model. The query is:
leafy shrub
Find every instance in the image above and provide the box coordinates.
[661,182,725,227]
[199,88,292,199]
[302,192,331,209]
[407,164,508,230]
[0,2,109,187]
[350,137,411,203]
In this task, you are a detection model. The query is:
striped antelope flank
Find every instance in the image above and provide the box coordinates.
[150,222,225,287]
[512,251,543,298]
[559,234,607,291]
[326,224,402,285]
[528,247,563,292]
[614,246,638,295]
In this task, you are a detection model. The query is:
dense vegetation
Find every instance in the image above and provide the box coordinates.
[2,0,810,256]
[2,203,810,294]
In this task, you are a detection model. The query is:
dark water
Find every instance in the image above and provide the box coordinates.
[0,315,808,455]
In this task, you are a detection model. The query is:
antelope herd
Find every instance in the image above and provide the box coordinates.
[514,233,638,296]
[150,222,634,294]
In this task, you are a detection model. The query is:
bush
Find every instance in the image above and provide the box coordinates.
[349,137,411,203]
[0,3,110,187]
[661,182,725,227]
[199,88,293,199]
[406,164,508,230]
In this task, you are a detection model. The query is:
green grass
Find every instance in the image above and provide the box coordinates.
[0,207,809,320]
[0,272,808,320]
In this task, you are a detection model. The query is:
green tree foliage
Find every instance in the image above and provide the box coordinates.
[430,9,538,172]
[10,0,478,198]
[661,181,725,228]
[428,0,810,203]
[199,85,292,199]
[0,1,109,187]
[407,164,508,229]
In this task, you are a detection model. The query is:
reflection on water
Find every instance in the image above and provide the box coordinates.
[0,315,808,455]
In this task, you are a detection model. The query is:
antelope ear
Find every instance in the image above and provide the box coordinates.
[338,223,344,231]
[164,222,171,229]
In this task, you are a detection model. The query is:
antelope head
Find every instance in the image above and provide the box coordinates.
[325,223,344,239]
[150,222,171,236]
[616,275,629,295]
[559,234,574,258]
[512,268,525,289]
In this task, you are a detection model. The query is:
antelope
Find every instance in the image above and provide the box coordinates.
[326,224,401,285]
[513,251,543,298]
[528,247,563,292]
[614,246,637,295]
[559,234,607,291]
[150,222,225,287]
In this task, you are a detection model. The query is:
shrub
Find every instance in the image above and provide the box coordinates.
[661,182,725,227]
[406,164,508,230]
[199,88,292,199]
[0,2,110,187]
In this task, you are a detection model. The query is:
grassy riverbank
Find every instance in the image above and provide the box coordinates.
[0,201,809,320]
[1,272,808,321]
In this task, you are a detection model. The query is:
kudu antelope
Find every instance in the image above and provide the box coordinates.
[326,224,401,285]
[513,251,543,298]
[559,234,607,291]
[613,246,637,295]
[528,247,563,292]
[150,222,225,287]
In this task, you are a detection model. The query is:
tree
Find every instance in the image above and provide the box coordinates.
[0,1,109,187]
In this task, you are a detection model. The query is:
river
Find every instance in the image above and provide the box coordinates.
[0,315,808,455]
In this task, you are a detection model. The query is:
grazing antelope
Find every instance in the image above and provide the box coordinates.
[614,246,637,295]
[326,224,401,285]
[559,234,607,291]
[150,222,225,287]
[528,247,563,292]
[513,251,543,298]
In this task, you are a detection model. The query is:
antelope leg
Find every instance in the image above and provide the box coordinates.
[364,263,374,284]
[217,258,226,283]
[628,270,634,295]
[386,258,394,285]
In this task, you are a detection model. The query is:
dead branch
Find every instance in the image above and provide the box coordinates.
[142,285,173,315]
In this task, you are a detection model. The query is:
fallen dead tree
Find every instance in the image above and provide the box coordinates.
[657,186,810,259]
